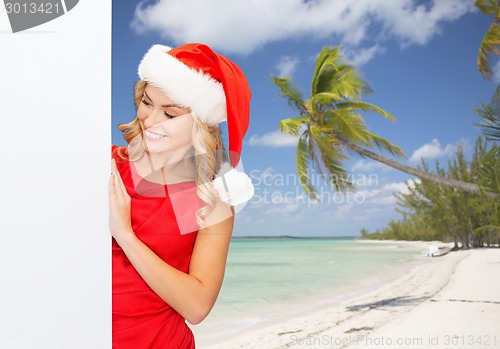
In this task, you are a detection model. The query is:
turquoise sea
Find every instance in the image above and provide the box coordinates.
[191,237,426,342]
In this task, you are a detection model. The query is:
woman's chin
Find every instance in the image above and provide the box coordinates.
[144,138,168,152]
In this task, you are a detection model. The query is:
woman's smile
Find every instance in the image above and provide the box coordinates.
[144,128,167,140]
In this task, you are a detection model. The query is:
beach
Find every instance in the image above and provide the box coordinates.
[193,244,500,349]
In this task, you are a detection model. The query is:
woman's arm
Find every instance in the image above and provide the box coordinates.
[110,159,234,325]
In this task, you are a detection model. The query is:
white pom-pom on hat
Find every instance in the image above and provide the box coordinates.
[211,162,254,206]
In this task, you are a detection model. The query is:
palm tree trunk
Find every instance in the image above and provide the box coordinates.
[336,137,497,198]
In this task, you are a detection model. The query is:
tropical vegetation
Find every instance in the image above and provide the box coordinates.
[274,4,500,246]
[360,137,499,248]
[272,46,486,199]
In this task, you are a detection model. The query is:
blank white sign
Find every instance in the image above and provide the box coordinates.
[0,1,111,348]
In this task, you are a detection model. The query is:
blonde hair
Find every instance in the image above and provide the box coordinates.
[117,80,226,227]
[116,80,147,161]
[191,115,226,226]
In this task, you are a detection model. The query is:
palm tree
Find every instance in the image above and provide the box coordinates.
[475,0,500,80]
[272,46,485,200]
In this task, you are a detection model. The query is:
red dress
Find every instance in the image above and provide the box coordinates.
[112,146,203,349]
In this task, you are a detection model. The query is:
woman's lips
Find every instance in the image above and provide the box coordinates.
[144,129,167,140]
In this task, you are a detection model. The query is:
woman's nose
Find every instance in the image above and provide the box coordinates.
[143,108,163,128]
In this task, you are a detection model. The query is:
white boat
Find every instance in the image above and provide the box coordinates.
[427,244,451,257]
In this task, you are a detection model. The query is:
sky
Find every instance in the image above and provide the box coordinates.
[112,0,495,237]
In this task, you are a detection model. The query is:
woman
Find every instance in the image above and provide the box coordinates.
[109,43,253,348]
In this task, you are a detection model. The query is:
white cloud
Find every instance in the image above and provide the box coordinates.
[371,179,420,204]
[409,138,469,163]
[248,130,299,147]
[343,45,387,66]
[275,55,300,77]
[370,195,399,205]
[241,175,422,234]
[356,179,420,205]
[367,0,474,47]
[131,0,474,55]
[383,180,415,195]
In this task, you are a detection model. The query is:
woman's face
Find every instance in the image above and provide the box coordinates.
[137,84,194,159]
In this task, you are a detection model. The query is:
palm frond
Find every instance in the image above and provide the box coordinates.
[329,68,367,100]
[477,22,500,80]
[364,131,407,158]
[308,131,324,177]
[474,0,499,17]
[334,101,396,121]
[323,110,370,146]
[271,75,308,116]
[309,125,348,163]
[474,102,500,141]
[278,117,309,136]
[311,46,342,95]
[311,92,342,106]
[309,125,351,191]
[312,47,368,97]
[478,145,500,195]
[297,135,318,199]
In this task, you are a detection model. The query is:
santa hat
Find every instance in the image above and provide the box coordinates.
[138,43,254,206]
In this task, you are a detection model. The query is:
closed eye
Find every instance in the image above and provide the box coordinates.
[142,90,187,119]
[164,111,176,119]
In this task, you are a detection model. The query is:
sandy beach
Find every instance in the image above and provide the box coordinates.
[194,246,500,349]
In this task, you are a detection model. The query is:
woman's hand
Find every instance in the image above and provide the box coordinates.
[109,158,134,244]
